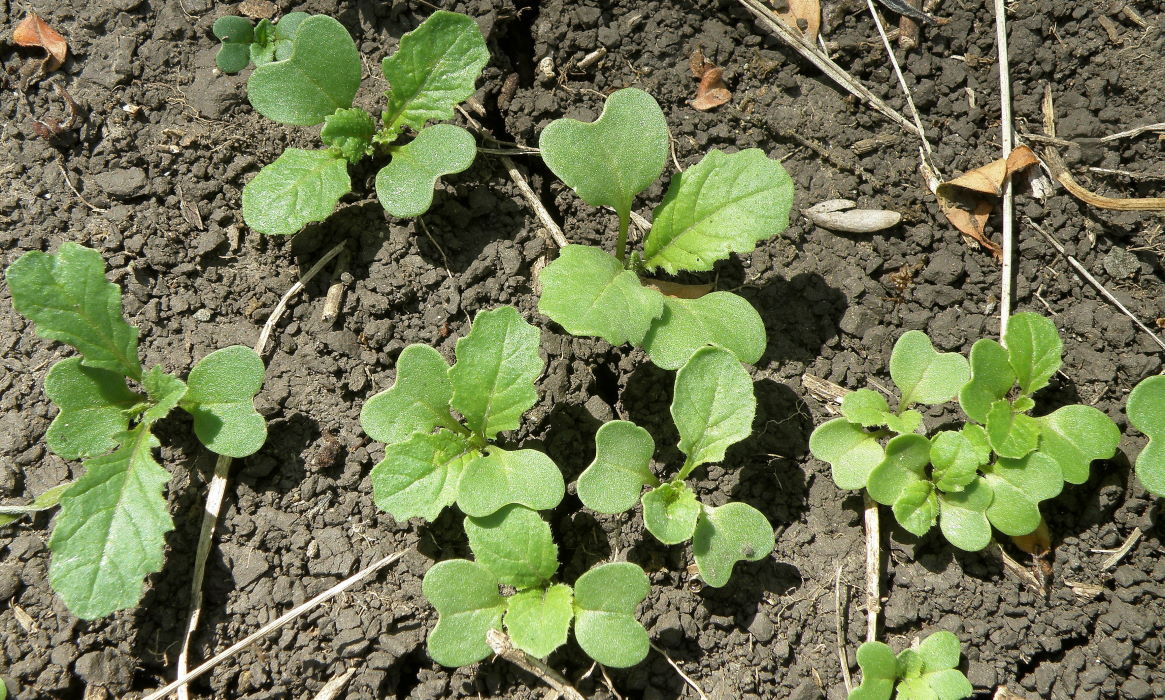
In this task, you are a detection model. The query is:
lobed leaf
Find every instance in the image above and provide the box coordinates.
[673,346,756,471]
[464,504,558,589]
[371,431,475,521]
[641,482,700,545]
[456,447,565,518]
[270,12,309,62]
[380,11,489,135]
[642,149,793,274]
[241,148,351,236]
[504,584,573,658]
[848,641,897,700]
[958,338,1014,424]
[808,418,885,491]
[572,562,650,668]
[1004,312,1062,396]
[140,367,186,427]
[914,630,962,672]
[180,346,266,458]
[928,430,983,492]
[449,306,542,440]
[361,344,456,447]
[48,426,173,619]
[936,477,993,551]
[899,631,973,700]
[985,400,1039,459]
[890,331,969,408]
[321,107,376,163]
[0,482,73,527]
[376,124,477,218]
[422,559,505,667]
[1037,405,1119,485]
[212,16,254,73]
[641,291,766,370]
[6,243,142,380]
[577,420,657,514]
[892,481,938,537]
[537,245,664,346]
[866,434,929,506]
[692,502,774,587]
[43,357,140,460]
[841,389,893,428]
[983,451,1062,536]
[1127,375,1165,497]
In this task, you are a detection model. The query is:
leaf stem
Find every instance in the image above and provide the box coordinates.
[615,209,630,266]
[676,457,698,482]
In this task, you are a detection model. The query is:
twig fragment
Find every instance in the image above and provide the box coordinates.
[311,667,356,700]
[862,493,880,643]
[834,564,853,693]
[1096,527,1142,570]
[487,630,587,700]
[650,643,709,700]
[993,0,1016,339]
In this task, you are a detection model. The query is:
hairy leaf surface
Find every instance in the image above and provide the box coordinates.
[504,584,573,658]
[423,559,505,667]
[1127,375,1165,497]
[985,400,1039,459]
[673,346,755,470]
[1004,312,1062,395]
[1037,405,1119,485]
[577,420,657,514]
[893,481,938,537]
[242,149,350,235]
[449,307,542,439]
[247,15,360,125]
[866,434,929,506]
[983,451,1062,536]
[464,505,557,589]
[457,447,565,517]
[890,331,969,407]
[809,418,885,490]
[692,502,774,587]
[212,16,254,73]
[321,107,376,162]
[936,477,993,551]
[377,124,476,217]
[371,431,474,521]
[641,291,766,370]
[361,344,455,446]
[573,562,650,668]
[44,357,139,460]
[180,346,266,458]
[849,641,896,700]
[928,430,982,492]
[958,338,1014,423]
[641,482,700,544]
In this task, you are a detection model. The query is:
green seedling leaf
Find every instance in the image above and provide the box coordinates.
[673,346,755,472]
[537,245,664,346]
[321,107,376,163]
[271,12,309,61]
[212,16,254,73]
[936,477,993,551]
[449,307,542,439]
[6,243,142,380]
[247,15,360,125]
[423,559,505,667]
[250,19,277,65]
[505,584,573,658]
[140,366,186,428]
[361,344,456,447]
[1037,405,1119,485]
[376,124,476,218]
[1127,375,1165,497]
[983,451,1062,536]
[538,88,669,228]
[43,357,140,460]
[1012,396,1035,413]
[961,423,991,460]
[1005,312,1062,396]
[866,434,929,506]
[641,482,700,545]
[849,641,897,700]
[809,418,885,490]
[577,420,657,514]
[958,338,1014,424]
[893,481,938,537]
[642,149,793,274]
[890,331,969,407]
[840,389,892,427]
[641,292,766,370]
[929,430,982,492]
[380,10,489,136]
[573,562,650,668]
[0,482,73,527]
[693,502,774,587]
[241,148,351,236]
[985,399,1039,459]
[371,430,474,521]
[48,426,173,619]
[464,505,558,589]
[180,346,266,458]
[897,631,974,700]
[457,447,565,517]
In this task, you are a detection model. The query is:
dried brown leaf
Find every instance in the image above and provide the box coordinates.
[935,145,1039,259]
[692,67,731,110]
[775,0,821,42]
[13,13,68,71]
[239,0,278,19]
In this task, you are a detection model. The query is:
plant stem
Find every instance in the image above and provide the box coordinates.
[615,210,630,266]
[676,457,698,482]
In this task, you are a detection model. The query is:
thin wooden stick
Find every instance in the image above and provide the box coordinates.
[487,630,587,700]
[862,493,880,643]
[650,643,709,700]
[834,564,853,693]
[994,0,1016,340]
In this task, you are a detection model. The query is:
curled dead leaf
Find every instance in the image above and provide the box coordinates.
[935,145,1039,259]
[773,0,822,42]
[803,199,901,233]
[13,13,68,72]
[689,46,731,111]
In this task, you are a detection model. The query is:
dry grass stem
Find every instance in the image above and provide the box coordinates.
[834,564,853,693]
[486,630,587,700]
[1097,527,1143,570]
[650,643,709,700]
[862,493,880,642]
[310,667,356,700]
[994,0,1016,340]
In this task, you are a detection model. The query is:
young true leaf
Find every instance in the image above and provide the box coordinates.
[269,12,309,61]
[892,481,938,536]
[866,434,929,506]
[212,16,254,73]
[504,584,573,658]
[849,641,897,700]
[1127,375,1165,497]
[241,149,351,235]
[642,482,701,544]
[43,358,139,460]
[692,502,774,587]
[247,15,361,125]
[371,431,474,521]
[641,292,766,370]
[928,430,981,492]
[537,245,664,346]
[464,505,558,589]
[1004,312,1062,395]
[577,420,657,514]
[321,107,376,163]
[984,400,1039,459]
[423,559,506,667]
[896,631,974,700]
[0,482,72,527]
[361,344,456,447]
[982,451,1062,536]
[889,331,969,407]
[179,346,266,458]
[376,124,476,218]
[380,10,489,136]
[449,307,542,439]
[6,243,142,380]
[840,389,893,428]
[140,367,187,426]
[673,346,755,472]
[809,418,886,490]
[572,562,651,668]
[958,338,1014,423]
[1036,405,1119,485]
[456,447,565,518]
[936,477,992,551]
[642,148,794,274]
[48,426,173,619]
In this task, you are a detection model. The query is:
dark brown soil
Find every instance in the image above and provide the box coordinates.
[2,0,1163,698]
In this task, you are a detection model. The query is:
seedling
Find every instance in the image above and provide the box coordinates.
[213,11,488,235]
[1127,375,1165,497]
[537,88,794,369]
[809,313,1119,551]
[849,630,973,700]
[575,346,774,586]
[422,504,650,668]
[5,243,267,618]
[360,306,565,522]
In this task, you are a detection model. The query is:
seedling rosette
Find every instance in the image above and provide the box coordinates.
[809,313,1119,551]
[849,630,973,700]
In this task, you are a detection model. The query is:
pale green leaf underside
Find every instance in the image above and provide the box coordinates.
[242,149,351,236]
[465,504,558,589]
[371,431,474,521]
[6,243,142,379]
[573,562,650,668]
[1038,405,1118,485]
[673,346,756,469]
[505,584,573,658]
[642,482,700,544]
[377,124,477,218]
[1004,312,1062,395]
[361,344,454,447]
[577,420,657,514]
[890,331,969,407]
[809,418,885,491]
[449,306,542,439]
[44,357,139,460]
[456,447,565,517]
[937,477,993,551]
[1128,375,1165,497]
[180,346,267,458]
[959,338,1014,424]
[48,427,173,619]
[537,245,664,346]
[642,148,793,274]
[423,559,505,667]
[693,502,774,587]
[642,291,766,370]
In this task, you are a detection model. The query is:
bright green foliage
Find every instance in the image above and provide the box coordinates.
[241,149,350,236]
[505,585,574,658]
[810,317,1117,551]
[322,108,376,163]
[464,504,558,588]
[0,483,73,527]
[4,244,269,618]
[376,124,477,218]
[363,307,564,523]
[572,562,651,668]
[213,12,308,73]
[537,88,791,370]
[576,347,773,586]
[423,559,506,667]
[850,631,972,700]
[1127,375,1165,497]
